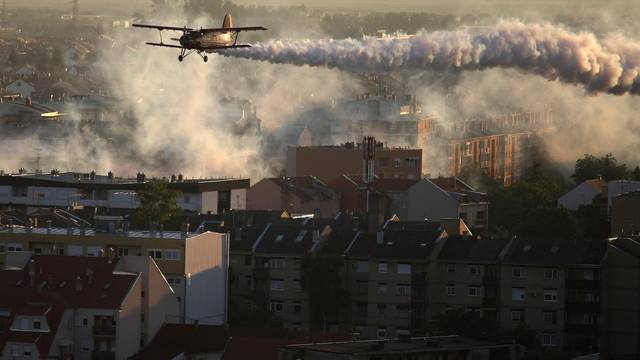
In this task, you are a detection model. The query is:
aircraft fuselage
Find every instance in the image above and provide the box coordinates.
[179,31,237,50]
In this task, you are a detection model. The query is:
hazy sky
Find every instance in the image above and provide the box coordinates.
[14,0,639,16]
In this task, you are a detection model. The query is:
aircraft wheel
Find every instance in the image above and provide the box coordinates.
[178,55,184,62]
[203,56,208,63]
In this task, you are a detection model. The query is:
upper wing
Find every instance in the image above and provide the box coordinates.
[200,26,268,33]
[132,24,193,31]
[145,42,184,49]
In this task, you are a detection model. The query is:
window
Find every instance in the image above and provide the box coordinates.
[147,249,162,259]
[33,320,41,329]
[293,259,302,269]
[376,283,388,295]
[81,340,90,352]
[583,269,595,280]
[118,248,129,257]
[269,301,283,313]
[7,243,23,252]
[23,345,32,356]
[446,285,456,296]
[394,158,401,168]
[270,279,284,291]
[511,287,526,301]
[544,268,559,280]
[447,264,456,273]
[356,261,369,273]
[164,249,181,261]
[468,286,482,297]
[0,244,4,253]
[377,304,386,315]
[377,262,388,274]
[469,265,481,275]
[82,318,89,326]
[397,284,410,296]
[274,234,284,242]
[295,230,307,242]
[543,289,558,302]
[270,258,284,269]
[511,309,524,322]
[86,246,103,257]
[33,247,42,255]
[543,311,557,325]
[293,302,303,313]
[512,267,525,278]
[542,333,559,347]
[293,279,302,292]
[20,318,29,329]
[67,245,82,256]
[397,263,411,274]
[168,278,182,286]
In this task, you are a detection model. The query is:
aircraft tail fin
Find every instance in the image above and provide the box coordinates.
[222,13,233,29]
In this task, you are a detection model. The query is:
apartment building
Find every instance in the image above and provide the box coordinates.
[344,221,447,339]
[247,176,340,217]
[250,217,356,332]
[602,236,640,359]
[286,142,422,183]
[0,255,143,360]
[0,171,248,214]
[498,237,604,352]
[430,236,510,323]
[0,227,229,325]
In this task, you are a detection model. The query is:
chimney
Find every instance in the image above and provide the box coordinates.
[376,231,384,244]
[28,259,37,288]
[75,276,83,292]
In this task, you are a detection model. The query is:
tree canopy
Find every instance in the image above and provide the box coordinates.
[572,153,630,184]
[134,180,182,229]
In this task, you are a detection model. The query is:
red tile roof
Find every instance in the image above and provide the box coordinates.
[0,256,138,358]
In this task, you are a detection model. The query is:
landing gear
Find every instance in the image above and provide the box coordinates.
[178,55,184,62]
[203,55,208,63]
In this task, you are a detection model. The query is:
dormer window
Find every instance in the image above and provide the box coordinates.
[33,320,41,330]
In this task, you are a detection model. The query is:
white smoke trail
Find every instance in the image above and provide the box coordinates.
[217,20,640,95]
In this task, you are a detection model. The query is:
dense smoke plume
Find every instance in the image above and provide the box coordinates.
[219,20,640,96]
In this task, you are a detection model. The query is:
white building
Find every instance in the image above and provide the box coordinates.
[558,178,607,211]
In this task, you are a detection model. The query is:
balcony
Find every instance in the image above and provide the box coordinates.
[92,350,116,360]
[92,324,116,337]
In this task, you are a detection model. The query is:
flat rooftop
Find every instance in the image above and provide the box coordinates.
[0,226,200,239]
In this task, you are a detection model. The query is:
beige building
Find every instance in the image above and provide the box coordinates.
[0,226,229,326]
[0,255,144,360]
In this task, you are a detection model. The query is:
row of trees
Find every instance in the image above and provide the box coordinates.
[460,151,639,241]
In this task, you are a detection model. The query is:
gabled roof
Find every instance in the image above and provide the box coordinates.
[267,176,337,202]
[130,324,229,360]
[429,177,475,192]
[501,237,605,266]
[0,255,138,358]
[347,228,443,260]
[585,178,608,192]
[438,235,509,263]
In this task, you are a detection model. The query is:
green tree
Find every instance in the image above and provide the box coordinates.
[572,153,629,184]
[633,166,640,181]
[575,194,610,240]
[134,180,182,229]
[301,254,350,332]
